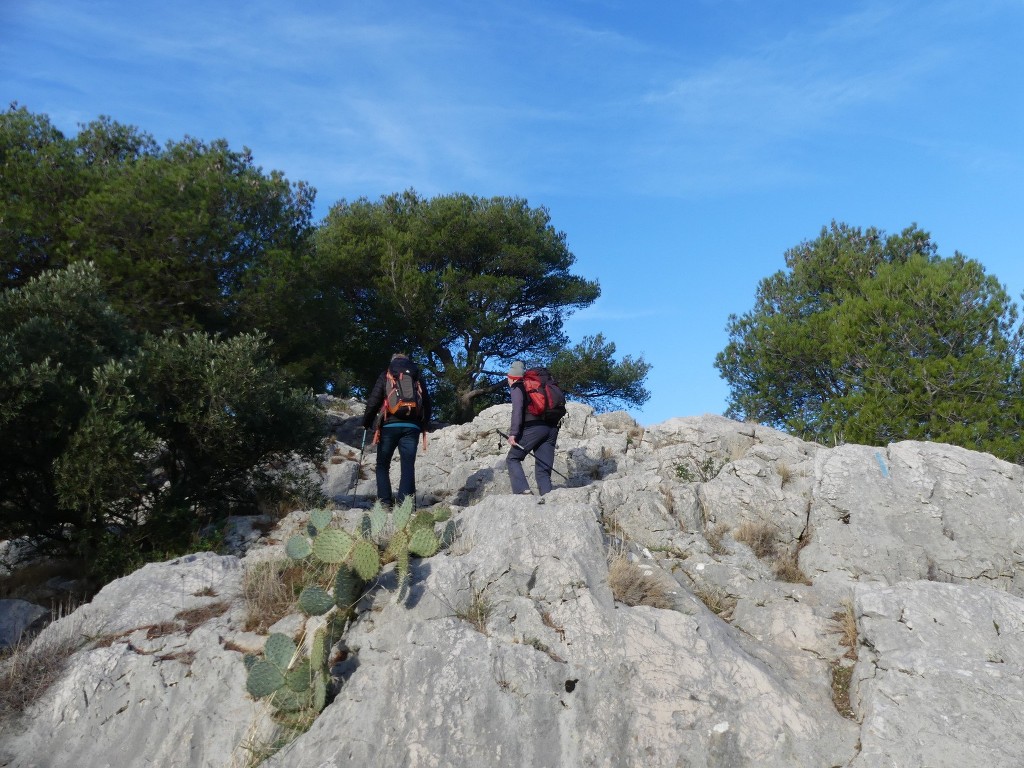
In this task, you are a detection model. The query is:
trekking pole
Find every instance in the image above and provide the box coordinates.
[497,429,569,482]
[348,429,367,506]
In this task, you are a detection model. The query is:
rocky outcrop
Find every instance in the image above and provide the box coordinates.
[0,600,47,650]
[2,403,1023,767]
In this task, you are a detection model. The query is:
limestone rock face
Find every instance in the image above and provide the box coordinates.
[3,409,1024,768]
[265,497,857,768]
[0,553,258,768]
[851,581,1024,768]
[803,441,1024,595]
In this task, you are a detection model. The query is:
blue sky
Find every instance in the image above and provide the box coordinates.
[3,0,1022,425]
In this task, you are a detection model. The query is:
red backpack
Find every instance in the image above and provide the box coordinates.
[522,367,567,423]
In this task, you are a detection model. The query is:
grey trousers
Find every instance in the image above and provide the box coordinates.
[506,422,559,495]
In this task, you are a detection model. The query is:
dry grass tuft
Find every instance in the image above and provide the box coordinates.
[734,521,778,559]
[727,441,748,462]
[777,461,796,487]
[176,601,232,634]
[831,600,859,660]
[704,522,730,556]
[691,582,736,621]
[608,555,674,610]
[242,560,308,633]
[829,591,859,720]
[456,583,494,635]
[0,629,81,722]
[626,425,645,447]
[145,621,180,639]
[157,649,197,665]
[772,552,812,584]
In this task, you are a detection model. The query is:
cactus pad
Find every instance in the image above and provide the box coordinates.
[264,633,297,669]
[312,528,354,564]
[368,506,388,538]
[410,511,435,533]
[312,673,328,713]
[298,585,335,616]
[284,659,312,692]
[246,660,286,698]
[309,509,333,533]
[334,565,362,609]
[385,529,409,560]
[409,527,440,558]
[396,548,410,594]
[351,539,382,580]
[431,506,452,524]
[439,519,457,549]
[271,686,313,713]
[310,628,327,669]
[392,497,413,529]
[285,534,313,560]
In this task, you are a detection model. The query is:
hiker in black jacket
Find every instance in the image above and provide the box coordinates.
[362,353,432,507]
[505,360,559,496]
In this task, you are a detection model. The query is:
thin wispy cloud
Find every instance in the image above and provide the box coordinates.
[567,304,673,324]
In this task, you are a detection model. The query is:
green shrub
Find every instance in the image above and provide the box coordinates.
[1,262,325,582]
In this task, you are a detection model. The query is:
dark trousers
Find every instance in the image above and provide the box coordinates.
[376,426,419,505]
[506,422,559,495]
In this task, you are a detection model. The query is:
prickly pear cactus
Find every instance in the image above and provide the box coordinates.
[395,548,411,601]
[351,539,381,580]
[312,674,328,712]
[409,510,435,534]
[367,505,388,538]
[243,502,456,731]
[246,659,286,698]
[244,627,332,722]
[245,632,299,702]
[385,528,409,559]
[285,659,312,693]
[264,633,297,669]
[439,519,457,549]
[392,497,413,530]
[430,505,452,524]
[311,528,354,564]
[272,686,313,713]
[409,527,440,558]
[309,509,333,534]
[298,585,335,616]
[285,534,313,560]
[310,627,327,669]
[334,565,362,609]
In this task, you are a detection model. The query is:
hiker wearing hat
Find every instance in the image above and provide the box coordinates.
[362,353,432,507]
[505,360,562,496]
